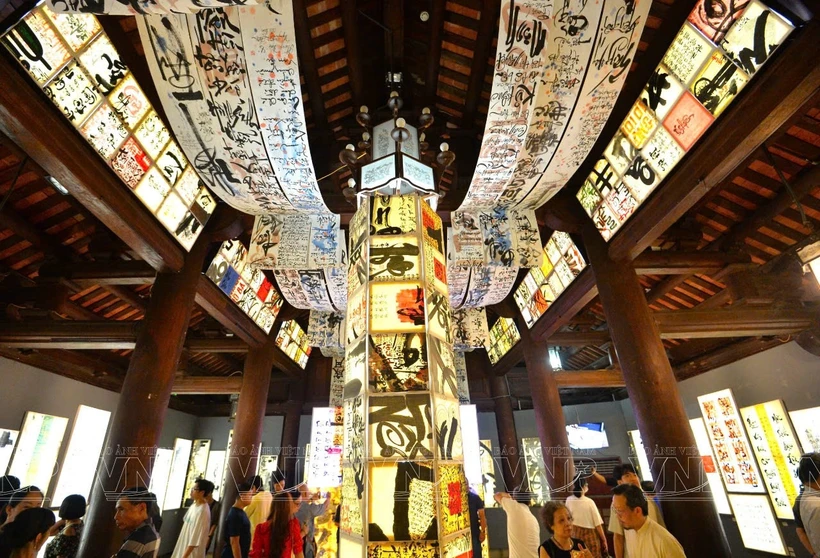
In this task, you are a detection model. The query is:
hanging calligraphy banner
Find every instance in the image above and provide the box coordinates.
[450,207,542,268]
[457,0,652,215]
[451,307,489,352]
[248,214,344,270]
[48,0,266,15]
[134,0,329,215]
[307,311,346,359]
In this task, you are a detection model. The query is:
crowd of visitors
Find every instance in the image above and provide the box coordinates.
[0,451,818,557]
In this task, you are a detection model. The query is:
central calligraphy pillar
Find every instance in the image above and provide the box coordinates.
[339,194,471,556]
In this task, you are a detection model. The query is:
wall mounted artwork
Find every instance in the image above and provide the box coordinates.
[739,400,802,519]
[308,407,343,489]
[52,405,111,507]
[182,439,211,507]
[8,412,69,495]
[789,406,820,453]
[578,0,794,240]
[0,429,19,476]
[205,239,284,333]
[513,232,587,328]
[2,5,216,250]
[697,389,764,493]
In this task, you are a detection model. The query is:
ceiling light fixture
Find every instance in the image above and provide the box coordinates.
[44,175,70,195]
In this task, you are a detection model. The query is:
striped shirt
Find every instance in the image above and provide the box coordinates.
[116,520,161,558]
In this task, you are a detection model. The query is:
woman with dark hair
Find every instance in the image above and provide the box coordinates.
[564,478,607,557]
[0,507,56,558]
[0,478,20,528]
[0,488,44,527]
[539,501,593,558]
[249,491,303,558]
[44,495,85,558]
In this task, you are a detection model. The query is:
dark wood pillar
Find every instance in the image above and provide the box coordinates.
[214,342,275,557]
[78,237,209,558]
[280,395,303,489]
[582,222,730,557]
[520,324,574,499]
[488,373,525,493]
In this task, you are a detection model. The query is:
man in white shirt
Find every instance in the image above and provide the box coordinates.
[494,491,539,558]
[606,464,665,558]
[612,484,685,558]
[171,479,212,558]
[799,453,820,557]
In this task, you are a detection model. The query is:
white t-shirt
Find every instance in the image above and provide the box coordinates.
[623,517,686,558]
[565,495,603,529]
[609,497,664,558]
[500,497,540,558]
[171,501,210,558]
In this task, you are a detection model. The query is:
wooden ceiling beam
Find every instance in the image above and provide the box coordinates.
[654,305,816,339]
[530,267,599,341]
[673,336,790,381]
[194,276,268,348]
[0,57,184,273]
[633,251,751,275]
[171,376,243,395]
[340,0,364,107]
[608,21,820,262]
[423,0,446,107]
[553,368,624,388]
[293,0,329,131]
[38,260,156,285]
[462,0,499,127]
[186,337,249,353]
[0,320,140,349]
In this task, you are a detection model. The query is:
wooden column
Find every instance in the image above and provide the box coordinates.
[280,398,303,489]
[213,342,275,558]
[582,222,731,557]
[520,324,574,499]
[78,237,209,558]
[488,373,525,493]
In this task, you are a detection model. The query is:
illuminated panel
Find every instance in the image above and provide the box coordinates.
[8,412,68,494]
[52,405,111,507]
[487,317,520,365]
[739,400,802,520]
[577,0,793,240]
[307,407,343,488]
[697,388,765,494]
[2,6,215,250]
[276,320,312,369]
[513,232,587,328]
[204,240,283,333]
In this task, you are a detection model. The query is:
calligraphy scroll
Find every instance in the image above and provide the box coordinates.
[452,307,489,351]
[307,311,345,359]
[248,214,344,270]
[458,0,652,212]
[522,437,550,505]
[135,1,329,214]
[368,333,428,393]
[368,394,433,460]
[739,400,802,519]
[48,0,267,15]
[454,352,470,404]
[450,207,542,268]
[307,407,343,488]
[448,265,518,310]
[698,389,765,493]
[329,357,345,407]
